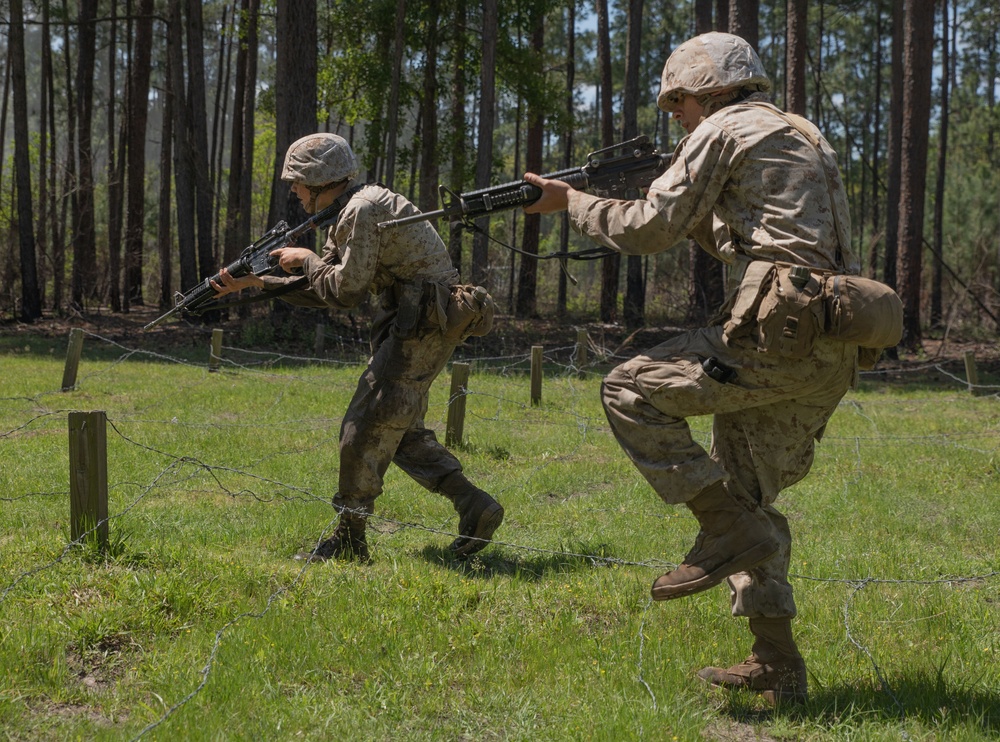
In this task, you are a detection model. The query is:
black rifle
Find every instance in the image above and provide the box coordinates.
[376,136,670,231]
[143,199,348,330]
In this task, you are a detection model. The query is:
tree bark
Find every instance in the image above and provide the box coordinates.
[556,0,576,318]
[124,0,154,307]
[868,0,884,279]
[37,0,54,310]
[10,0,41,320]
[930,0,949,328]
[385,0,407,190]
[714,0,728,32]
[224,0,259,266]
[684,1,725,326]
[447,0,468,274]
[157,38,175,311]
[622,0,645,329]
[884,0,904,287]
[269,0,318,243]
[516,11,545,318]
[106,0,124,312]
[186,0,216,280]
[785,0,807,114]
[168,0,198,292]
[211,3,235,255]
[729,0,759,48]
[70,0,98,310]
[472,0,498,285]
[896,0,936,350]
[418,0,440,214]
[596,0,618,322]
[55,0,77,314]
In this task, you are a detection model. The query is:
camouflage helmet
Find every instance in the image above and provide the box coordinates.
[657,32,771,112]
[281,133,359,187]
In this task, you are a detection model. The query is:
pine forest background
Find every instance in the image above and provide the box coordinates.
[2,0,999,353]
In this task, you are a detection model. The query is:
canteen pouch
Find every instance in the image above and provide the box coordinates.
[756,264,825,358]
[823,274,903,348]
[429,284,496,342]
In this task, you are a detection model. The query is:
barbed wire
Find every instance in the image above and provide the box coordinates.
[2,329,999,735]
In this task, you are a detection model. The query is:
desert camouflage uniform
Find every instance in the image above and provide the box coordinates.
[260,183,468,516]
[567,97,859,619]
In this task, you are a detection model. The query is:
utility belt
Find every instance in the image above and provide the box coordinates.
[388,280,495,342]
[722,259,903,368]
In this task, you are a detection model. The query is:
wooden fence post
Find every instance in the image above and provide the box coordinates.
[314,324,326,356]
[68,411,109,552]
[574,329,588,378]
[446,362,470,447]
[61,328,85,391]
[964,350,980,396]
[530,345,543,405]
[209,328,224,372]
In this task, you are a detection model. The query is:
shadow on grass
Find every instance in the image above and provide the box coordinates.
[708,674,1000,736]
[417,540,622,581]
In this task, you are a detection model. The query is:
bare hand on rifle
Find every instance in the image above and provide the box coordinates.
[211,267,264,297]
[522,173,572,215]
[210,246,313,297]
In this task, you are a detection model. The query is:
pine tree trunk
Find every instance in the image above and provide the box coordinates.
[10,0,41,320]
[124,0,154,307]
[896,0,936,349]
[472,0,497,285]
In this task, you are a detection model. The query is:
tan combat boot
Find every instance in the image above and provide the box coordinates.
[438,471,504,557]
[651,480,778,600]
[697,617,808,705]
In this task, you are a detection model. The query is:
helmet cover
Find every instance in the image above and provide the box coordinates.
[281,133,359,186]
[657,32,771,111]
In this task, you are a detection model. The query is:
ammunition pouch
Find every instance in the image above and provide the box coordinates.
[756,264,825,359]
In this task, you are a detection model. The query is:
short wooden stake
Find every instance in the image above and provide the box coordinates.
[209,328,223,372]
[574,329,588,378]
[314,324,326,356]
[964,350,980,396]
[61,328,85,391]
[68,411,109,551]
[446,362,470,447]
[530,345,543,406]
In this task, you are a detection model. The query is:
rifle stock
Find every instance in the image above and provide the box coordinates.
[377,136,669,231]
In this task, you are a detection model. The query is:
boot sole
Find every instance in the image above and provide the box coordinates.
[651,540,778,601]
[698,668,807,706]
[451,503,504,557]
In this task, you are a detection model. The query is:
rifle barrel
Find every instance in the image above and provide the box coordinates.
[377,208,450,231]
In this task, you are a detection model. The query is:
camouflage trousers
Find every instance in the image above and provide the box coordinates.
[601,324,856,618]
[336,305,464,513]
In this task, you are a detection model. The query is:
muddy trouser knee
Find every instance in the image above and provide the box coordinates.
[338,322,457,504]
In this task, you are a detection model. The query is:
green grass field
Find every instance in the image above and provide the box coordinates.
[2,330,999,741]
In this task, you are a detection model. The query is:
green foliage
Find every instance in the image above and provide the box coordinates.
[2,336,999,738]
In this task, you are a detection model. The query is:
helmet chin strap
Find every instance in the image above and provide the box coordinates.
[306,179,347,213]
